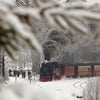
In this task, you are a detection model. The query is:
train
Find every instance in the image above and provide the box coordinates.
[39,62,100,82]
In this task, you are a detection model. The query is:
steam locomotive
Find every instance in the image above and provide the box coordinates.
[39,62,100,82]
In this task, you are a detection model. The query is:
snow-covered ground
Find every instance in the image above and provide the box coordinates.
[0,76,89,100]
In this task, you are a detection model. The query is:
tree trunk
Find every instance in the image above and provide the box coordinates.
[0,49,5,79]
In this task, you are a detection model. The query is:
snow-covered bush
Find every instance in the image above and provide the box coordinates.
[83,77,100,100]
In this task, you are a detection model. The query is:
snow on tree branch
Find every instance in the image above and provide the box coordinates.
[1,0,100,58]
[16,0,100,38]
[0,0,42,59]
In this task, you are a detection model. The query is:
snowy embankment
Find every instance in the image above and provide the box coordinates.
[0,77,88,100]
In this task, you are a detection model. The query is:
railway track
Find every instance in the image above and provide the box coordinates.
[73,80,87,89]
[80,81,87,89]
[73,81,81,89]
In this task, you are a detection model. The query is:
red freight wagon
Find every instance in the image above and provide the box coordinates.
[94,65,100,75]
[64,66,74,77]
[78,66,91,76]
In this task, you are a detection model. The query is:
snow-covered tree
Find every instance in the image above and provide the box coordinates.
[83,77,100,100]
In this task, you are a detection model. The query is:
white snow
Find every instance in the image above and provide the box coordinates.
[0,77,88,100]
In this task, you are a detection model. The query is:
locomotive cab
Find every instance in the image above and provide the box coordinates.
[39,62,62,82]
